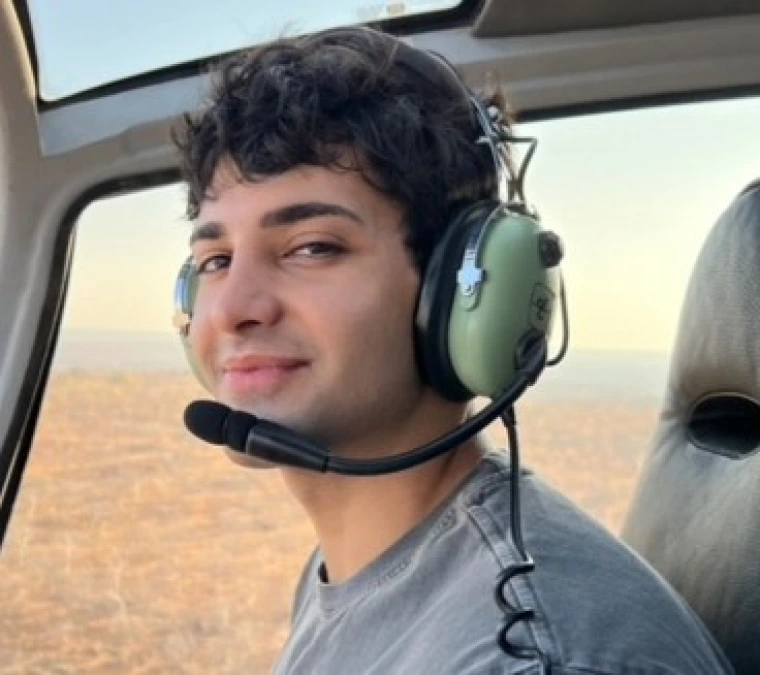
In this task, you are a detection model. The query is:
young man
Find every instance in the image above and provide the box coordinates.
[173,27,733,675]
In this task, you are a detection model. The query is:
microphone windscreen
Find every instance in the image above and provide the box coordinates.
[184,400,229,445]
[224,409,258,452]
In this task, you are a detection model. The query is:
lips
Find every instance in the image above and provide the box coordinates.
[220,354,309,396]
[223,354,308,370]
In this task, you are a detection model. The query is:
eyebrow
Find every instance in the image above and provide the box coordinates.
[188,201,365,247]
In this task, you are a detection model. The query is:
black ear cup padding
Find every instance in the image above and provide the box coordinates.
[415,200,500,401]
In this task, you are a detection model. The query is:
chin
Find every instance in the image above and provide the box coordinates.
[217,393,282,418]
[218,395,316,435]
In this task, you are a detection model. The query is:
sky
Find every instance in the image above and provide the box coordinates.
[61,95,760,354]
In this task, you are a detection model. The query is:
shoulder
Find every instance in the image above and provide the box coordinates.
[444,453,733,674]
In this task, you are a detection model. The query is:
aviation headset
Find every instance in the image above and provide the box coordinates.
[173,28,565,404]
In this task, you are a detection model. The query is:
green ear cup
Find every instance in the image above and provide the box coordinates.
[180,332,211,393]
[415,202,496,401]
[448,207,560,397]
[415,202,561,402]
[173,258,211,392]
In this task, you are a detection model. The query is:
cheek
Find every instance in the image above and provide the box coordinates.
[311,265,420,375]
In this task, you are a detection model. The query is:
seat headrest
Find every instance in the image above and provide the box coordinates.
[623,179,760,674]
[670,178,760,420]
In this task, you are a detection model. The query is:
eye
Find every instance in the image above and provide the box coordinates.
[287,241,346,258]
[195,254,230,275]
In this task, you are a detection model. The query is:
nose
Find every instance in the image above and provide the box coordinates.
[202,254,283,335]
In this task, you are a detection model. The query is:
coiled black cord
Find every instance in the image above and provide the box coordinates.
[494,407,551,674]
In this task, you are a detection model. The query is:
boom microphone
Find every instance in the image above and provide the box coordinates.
[183,341,546,476]
[184,402,331,472]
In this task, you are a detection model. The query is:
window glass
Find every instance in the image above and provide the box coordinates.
[1,96,759,670]
[2,186,316,672]
[26,0,462,100]
[512,96,760,528]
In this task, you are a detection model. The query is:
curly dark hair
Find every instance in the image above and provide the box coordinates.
[173,26,508,270]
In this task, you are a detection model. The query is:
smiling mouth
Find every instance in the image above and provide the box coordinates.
[221,362,308,396]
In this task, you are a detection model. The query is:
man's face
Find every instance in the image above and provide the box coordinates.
[188,160,444,456]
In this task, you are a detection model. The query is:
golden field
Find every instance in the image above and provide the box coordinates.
[0,372,659,674]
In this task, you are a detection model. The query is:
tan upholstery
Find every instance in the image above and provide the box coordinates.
[623,179,760,674]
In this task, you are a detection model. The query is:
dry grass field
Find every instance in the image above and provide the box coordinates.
[0,372,659,674]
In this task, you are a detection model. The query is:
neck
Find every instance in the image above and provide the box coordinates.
[281,433,490,584]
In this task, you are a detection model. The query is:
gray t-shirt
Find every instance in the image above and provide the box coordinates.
[272,451,733,674]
